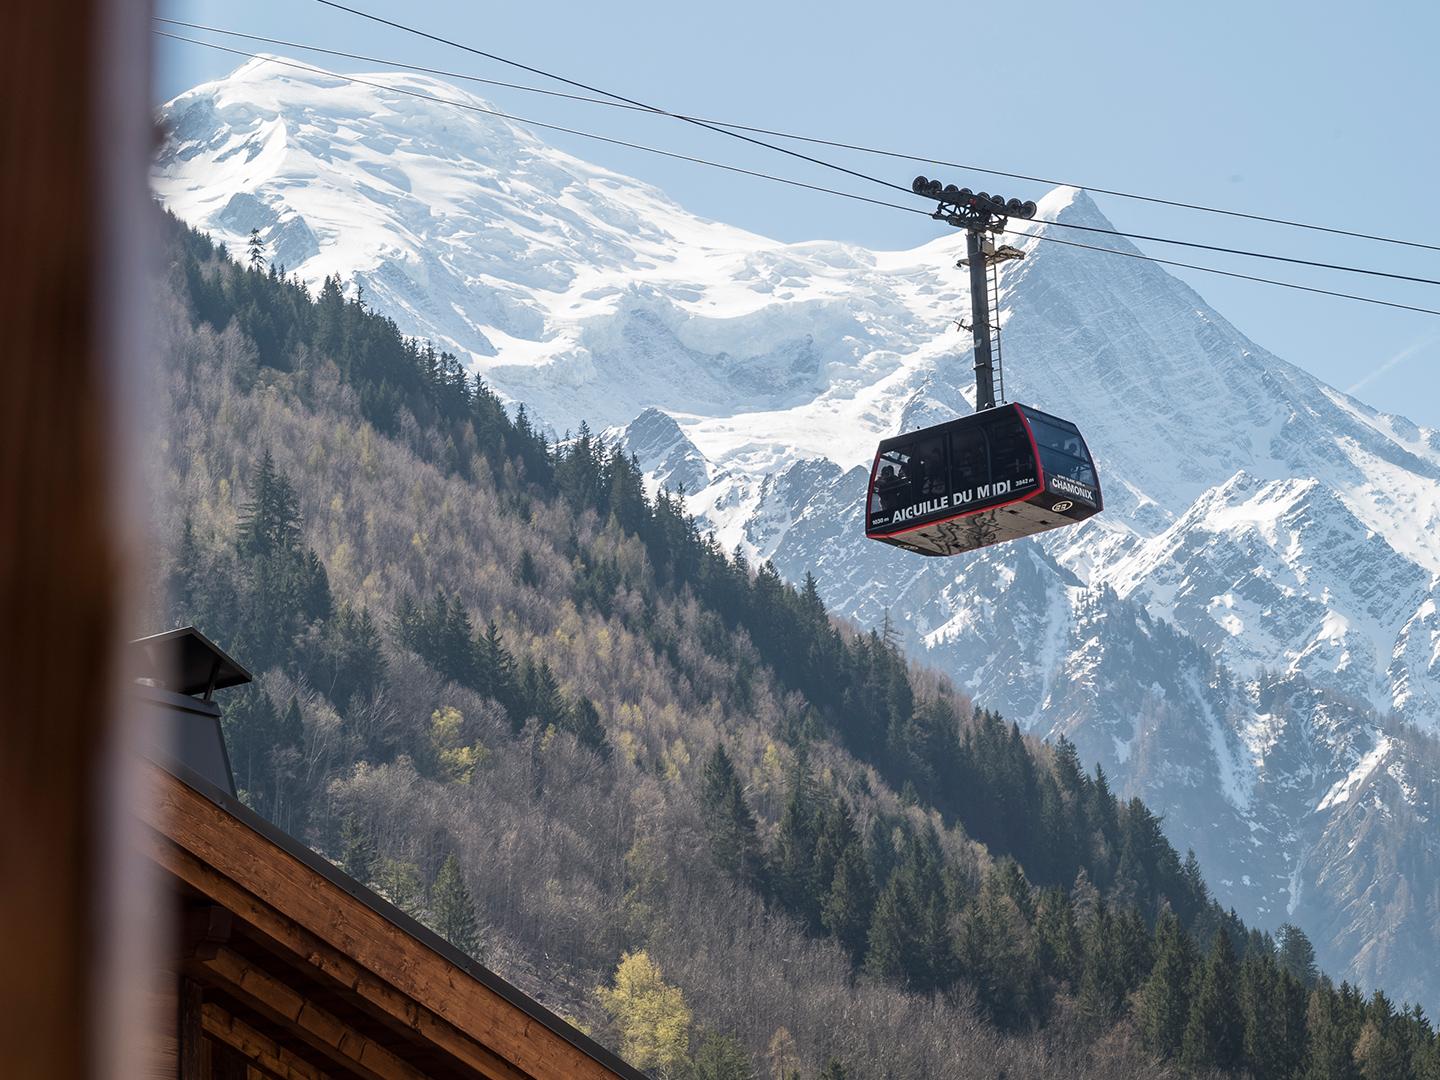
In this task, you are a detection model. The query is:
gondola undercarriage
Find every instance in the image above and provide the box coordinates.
[872,485,1094,557]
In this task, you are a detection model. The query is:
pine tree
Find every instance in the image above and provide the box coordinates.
[765,1028,801,1080]
[1076,900,1125,1031]
[1138,908,1195,1060]
[237,451,305,584]
[321,604,387,711]
[699,745,762,886]
[1178,849,1209,923]
[222,685,280,805]
[279,695,304,750]
[478,621,519,716]
[1240,944,1293,1079]
[247,227,266,270]
[1277,922,1319,986]
[1303,983,1359,1080]
[565,697,611,759]
[690,1032,756,1080]
[431,853,482,957]
[340,814,376,885]
[958,862,1041,1029]
[821,841,875,961]
[773,760,822,924]
[1181,927,1244,1073]
[864,876,917,986]
[521,658,569,731]
[1034,886,1081,988]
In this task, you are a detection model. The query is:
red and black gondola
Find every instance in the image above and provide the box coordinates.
[864,403,1102,557]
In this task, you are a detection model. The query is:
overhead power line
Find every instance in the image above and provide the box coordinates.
[307,0,920,203]
[153,33,930,219]
[154,33,1440,320]
[167,15,1440,257]
[1021,235,1440,318]
[301,0,1440,271]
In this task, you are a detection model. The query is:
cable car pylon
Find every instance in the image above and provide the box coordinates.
[862,179,1103,557]
[914,176,1035,410]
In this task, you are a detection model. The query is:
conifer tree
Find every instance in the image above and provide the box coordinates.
[1277,922,1319,986]
[699,745,761,886]
[280,695,304,750]
[821,840,875,961]
[1242,946,1309,1080]
[1303,982,1359,1080]
[321,604,386,711]
[958,862,1040,1029]
[864,876,917,986]
[431,853,482,957]
[1076,900,1125,1031]
[521,658,569,732]
[1179,849,1209,922]
[690,1032,755,1080]
[1181,927,1244,1073]
[773,760,822,924]
[1034,886,1081,988]
[479,621,519,715]
[565,697,611,759]
[222,685,280,804]
[247,227,266,270]
[1138,908,1195,1060]
[340,814,376,885]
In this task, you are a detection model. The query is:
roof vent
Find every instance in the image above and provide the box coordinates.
[128,627,251,795]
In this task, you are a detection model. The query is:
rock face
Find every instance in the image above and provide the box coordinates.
[155,58,1440,1009]
[611,408,711,495]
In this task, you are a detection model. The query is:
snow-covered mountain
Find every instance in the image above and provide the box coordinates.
[154,57,1440,1008]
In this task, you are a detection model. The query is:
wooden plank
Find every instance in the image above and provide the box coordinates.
[201,1003,328,1080]
[192,947,426,1080]
[140,765,603,1080]
[180,977,207,1080]
[210,1043,249,1080]
[147,968,180,1080]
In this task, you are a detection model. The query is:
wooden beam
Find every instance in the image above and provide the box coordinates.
[1,5,141,1076]
[140,765,600,1080]
[180,977,208,1080]
[184,905,236,961]
[201,1003,328,1080]
[191,947,426,1080]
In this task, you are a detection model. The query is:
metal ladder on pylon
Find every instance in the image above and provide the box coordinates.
[988,259,1006,406]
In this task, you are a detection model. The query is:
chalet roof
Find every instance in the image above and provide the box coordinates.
[130,626,251,698]
[142,752,644,1080]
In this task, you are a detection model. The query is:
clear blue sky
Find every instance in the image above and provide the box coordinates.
[155,0,1440,427]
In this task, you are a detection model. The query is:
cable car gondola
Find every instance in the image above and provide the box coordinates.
[865,403,1102,557]
[864,175,1103,557]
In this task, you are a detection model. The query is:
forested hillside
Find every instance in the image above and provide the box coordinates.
[148,210,1440,1079]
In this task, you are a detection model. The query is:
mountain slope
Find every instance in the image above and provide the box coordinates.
[154,58,1440,1010]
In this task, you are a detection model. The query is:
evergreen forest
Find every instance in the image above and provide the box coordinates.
[148,209,1440,1080]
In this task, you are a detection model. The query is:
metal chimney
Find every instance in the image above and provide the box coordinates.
[128,626,250,795]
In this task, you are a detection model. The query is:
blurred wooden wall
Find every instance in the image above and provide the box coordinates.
[0,1,151,1077]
